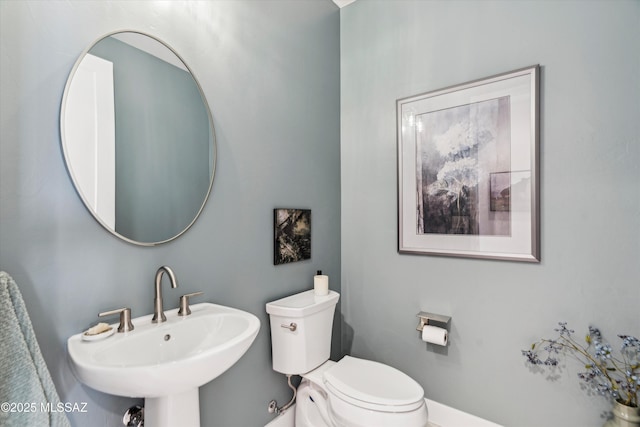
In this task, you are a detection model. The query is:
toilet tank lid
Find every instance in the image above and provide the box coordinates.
[266,290,339,317]
[323,356,424,408]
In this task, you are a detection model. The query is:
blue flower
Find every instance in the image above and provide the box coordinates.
[522,349,542,365]
[589,326,602,339]
[555,322,574,337]
[594,343,613,361]
[522,323,639,407]
[619,335,640,348]
[544,340,562,354]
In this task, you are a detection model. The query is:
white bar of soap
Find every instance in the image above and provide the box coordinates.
[85,322,112,336]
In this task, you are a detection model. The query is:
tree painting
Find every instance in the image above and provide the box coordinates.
[416,96,511,235]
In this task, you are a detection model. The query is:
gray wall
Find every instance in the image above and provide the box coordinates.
[0,1,340,426]
[340,1,639,426]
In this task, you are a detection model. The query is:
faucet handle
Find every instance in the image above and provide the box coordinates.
[99,307,134,333]
[178,292,204,317]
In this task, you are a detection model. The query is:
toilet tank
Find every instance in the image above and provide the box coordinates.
[266,290,339,375]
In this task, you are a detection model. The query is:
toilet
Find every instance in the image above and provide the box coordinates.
[266,290,428,427]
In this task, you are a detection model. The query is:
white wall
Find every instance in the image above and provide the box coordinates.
[340,1,639,426]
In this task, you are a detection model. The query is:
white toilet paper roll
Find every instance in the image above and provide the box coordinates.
[314,275,329,296]
[421,325,448,346]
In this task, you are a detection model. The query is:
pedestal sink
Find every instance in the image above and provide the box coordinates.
[67,303,260,427]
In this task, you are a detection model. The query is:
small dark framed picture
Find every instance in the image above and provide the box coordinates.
[490,172,511,212]
[274,208,311,265]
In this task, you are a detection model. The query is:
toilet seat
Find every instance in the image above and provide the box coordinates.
[323,356,425,412]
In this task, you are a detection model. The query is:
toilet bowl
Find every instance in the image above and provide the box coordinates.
[296,358,428,427]
[266,290,428,427]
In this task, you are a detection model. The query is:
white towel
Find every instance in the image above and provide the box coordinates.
[0,271,71,427]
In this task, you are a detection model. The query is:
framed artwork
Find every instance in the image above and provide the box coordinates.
[397,65,540,262]
[274,208,311,265]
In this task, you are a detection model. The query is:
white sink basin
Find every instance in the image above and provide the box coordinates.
[67,303,260,426]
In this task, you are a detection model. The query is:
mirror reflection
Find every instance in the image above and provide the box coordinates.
[61,31,215,245]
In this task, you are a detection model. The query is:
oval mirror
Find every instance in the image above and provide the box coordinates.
[61,31,216,245]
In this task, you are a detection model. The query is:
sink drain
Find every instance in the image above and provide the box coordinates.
[164,334,171,341]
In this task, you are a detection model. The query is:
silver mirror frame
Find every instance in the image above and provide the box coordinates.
[60,30,216,246]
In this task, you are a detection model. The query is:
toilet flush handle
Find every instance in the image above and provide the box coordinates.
[281,322,297,332]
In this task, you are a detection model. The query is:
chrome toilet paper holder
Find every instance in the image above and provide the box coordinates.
[416,311,451,331]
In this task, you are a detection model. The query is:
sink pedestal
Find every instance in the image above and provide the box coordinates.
[145,389,199,427]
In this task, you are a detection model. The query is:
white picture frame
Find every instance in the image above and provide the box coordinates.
[397,65,540,262]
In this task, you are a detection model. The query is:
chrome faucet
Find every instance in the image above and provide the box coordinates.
[152,266,178,323]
